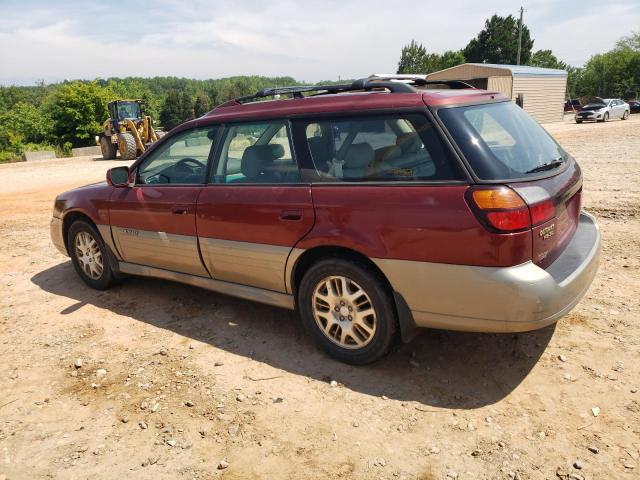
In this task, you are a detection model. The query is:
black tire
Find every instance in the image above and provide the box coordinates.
[100,135,117,160]
[602,112,609,122]
[576,120,582,124]
[622,110,629,120]
[67,220,117,290]
[298,258,397,365]
[118,132,137,160]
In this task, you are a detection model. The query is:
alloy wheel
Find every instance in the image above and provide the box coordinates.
[312,275,377,349]
[74,231,104,280]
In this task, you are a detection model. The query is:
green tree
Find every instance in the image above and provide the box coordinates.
[179,91,195,123]
[528,49,567,69]
[397,40,428,73]
[463,14,534,65]
[574,47,640,98]
[616,31,640,51]
[159,89,183,130]
[193,92,211,117]
[0,102,52,145]
[438,50,466,70]
[49,81,110,147]
[397,41,465,74]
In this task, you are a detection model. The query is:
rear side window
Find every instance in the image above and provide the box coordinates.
[438,101,568,180]
[214,121,299,184]
[301,114,465,182]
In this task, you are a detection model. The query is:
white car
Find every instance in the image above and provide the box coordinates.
[576,98,630,123]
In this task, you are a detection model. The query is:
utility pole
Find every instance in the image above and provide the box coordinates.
[516,6,524,65]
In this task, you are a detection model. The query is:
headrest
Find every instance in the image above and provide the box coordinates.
[241,145,271,178]
[344,143,374,169]
[266,143,285,160]
[396,133,422,153]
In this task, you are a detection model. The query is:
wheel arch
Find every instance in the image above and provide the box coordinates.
[62,210,98,255]
[289,245,418,343]
[62,210,122,278]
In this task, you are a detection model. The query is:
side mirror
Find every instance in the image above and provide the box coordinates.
[107,166,131,187]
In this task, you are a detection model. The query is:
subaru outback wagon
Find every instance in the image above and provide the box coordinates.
[50,75,601,364]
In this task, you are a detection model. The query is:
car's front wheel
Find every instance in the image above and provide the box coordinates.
[298,258,396,365]
[602,112,609,122]
[68,220,117,290]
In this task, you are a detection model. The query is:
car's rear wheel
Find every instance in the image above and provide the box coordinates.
[298,258,396,365]
[68,220,117,290]
[622,110,629,120]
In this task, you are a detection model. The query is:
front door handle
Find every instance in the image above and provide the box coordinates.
[172,206,189,215]
[279,210,302,221]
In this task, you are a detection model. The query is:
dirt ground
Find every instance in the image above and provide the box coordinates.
[0,115,639,480]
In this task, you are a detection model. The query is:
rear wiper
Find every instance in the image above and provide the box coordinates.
[525,158,564,174]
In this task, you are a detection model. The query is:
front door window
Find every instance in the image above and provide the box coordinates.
[137,127,219,185]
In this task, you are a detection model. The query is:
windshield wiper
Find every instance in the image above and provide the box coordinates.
[525,158,564,174]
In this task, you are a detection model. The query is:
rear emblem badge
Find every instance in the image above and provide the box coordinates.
[539,224,555,240]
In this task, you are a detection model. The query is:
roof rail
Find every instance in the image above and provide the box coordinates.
[367,74,474,89]
[229,75,473,105]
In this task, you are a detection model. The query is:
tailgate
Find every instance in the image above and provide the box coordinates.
[509,158,583,268]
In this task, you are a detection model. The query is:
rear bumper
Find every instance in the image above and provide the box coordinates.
[375,211,601,333]
[50,216,67,256]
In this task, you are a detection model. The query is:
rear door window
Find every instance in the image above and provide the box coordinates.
[298,114,465,182]
[213,121,300,184]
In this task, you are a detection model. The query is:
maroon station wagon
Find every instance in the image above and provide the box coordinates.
[50,75,601,364]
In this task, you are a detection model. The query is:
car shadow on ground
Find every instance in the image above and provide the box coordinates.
[32,261,555,409]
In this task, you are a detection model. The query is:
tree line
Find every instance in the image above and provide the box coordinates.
[397,15,640,101]
[1,17,637,163]
[0,76,304,162]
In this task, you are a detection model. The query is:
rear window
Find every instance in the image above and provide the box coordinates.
[438,102,567,180]
[300,114,465,182]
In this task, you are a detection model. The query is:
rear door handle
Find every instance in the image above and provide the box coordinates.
[172,206,189,215]
[279,210,302,221]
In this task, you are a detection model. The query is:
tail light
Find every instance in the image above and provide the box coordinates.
[466,187,556,233]
[529,200,555,225]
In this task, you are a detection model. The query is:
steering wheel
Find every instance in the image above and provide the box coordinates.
[174,157,205,175]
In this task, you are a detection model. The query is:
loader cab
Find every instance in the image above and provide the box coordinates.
[109,100,143,122]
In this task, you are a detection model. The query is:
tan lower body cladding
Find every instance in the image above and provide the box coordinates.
[198,237,292,292]
[110,227,208,277]
[107,226,299,294]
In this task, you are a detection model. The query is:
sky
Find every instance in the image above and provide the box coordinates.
[1,0,638,86]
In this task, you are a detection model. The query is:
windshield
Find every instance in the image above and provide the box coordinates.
[438,101,567,180]
[117,102,141,120]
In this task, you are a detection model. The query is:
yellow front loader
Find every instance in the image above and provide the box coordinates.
[97,100,164,160]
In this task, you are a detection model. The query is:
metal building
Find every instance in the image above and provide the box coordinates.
[426,63,567,123]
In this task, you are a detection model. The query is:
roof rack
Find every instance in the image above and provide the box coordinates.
[230,75,473,105]
[367,74,474,90]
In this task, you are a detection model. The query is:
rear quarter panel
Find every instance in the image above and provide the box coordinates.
[299,185,531,267]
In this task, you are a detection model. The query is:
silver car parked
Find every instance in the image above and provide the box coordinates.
[576,98,630,123]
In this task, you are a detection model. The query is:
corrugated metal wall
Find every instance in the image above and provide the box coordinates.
[511,76,567,124]
[487,77,513,98]
[427,64,568,123]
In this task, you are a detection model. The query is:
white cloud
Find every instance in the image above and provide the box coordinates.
[1,0,638,85]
